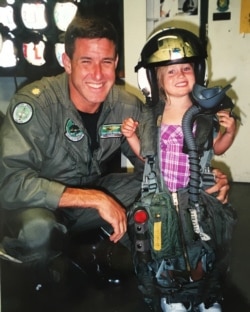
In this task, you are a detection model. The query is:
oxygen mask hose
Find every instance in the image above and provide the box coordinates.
[182,105,211,241]
[183,82,234,201]
[182,105,201,204]
[182,83,234,241]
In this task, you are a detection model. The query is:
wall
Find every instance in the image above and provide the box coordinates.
[207,1,250,182]
[123,0,146,100]
[0,0,249,182]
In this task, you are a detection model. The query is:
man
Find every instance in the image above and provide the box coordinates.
[0,15,229,270]
[0,15,146,263]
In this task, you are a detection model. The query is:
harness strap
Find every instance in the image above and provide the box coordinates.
[141,156,159,199]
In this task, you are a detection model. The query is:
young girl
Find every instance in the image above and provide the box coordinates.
[122,62,236,193]
[123,28,237,312]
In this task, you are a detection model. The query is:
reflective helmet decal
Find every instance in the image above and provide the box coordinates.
[0,38,17,67]
[0,5,17,31]
[23,40,46,66]
[55,43,65,67]
[21,3,47,30]
[54,2,78,32]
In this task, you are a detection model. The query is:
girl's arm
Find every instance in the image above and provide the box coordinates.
[121,118,144,161]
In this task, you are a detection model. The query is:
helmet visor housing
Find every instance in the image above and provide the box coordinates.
[136,28,207,103]
[142,28,206,68]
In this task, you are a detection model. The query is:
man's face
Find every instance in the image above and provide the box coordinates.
[63,37,118,112]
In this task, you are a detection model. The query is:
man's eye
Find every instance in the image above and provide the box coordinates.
[103,60,113,65]
[81,59,91,64]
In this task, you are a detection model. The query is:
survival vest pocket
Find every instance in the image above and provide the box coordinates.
[132,191,184,262]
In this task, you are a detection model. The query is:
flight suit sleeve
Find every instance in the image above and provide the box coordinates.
[0,93,66,211]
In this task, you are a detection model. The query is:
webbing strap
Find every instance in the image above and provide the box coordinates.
[141,155,159,200]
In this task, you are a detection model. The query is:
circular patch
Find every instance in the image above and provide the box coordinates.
[13,103,33,124]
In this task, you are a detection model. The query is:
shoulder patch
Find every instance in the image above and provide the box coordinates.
[13,103,33,124]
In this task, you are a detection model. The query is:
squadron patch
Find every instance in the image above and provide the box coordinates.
[13,102,33,124]
[99,124,122,138]
[65,119,84,142]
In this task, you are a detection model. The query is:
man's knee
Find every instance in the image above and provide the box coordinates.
[3,208,66,262]
[18,208,57,247]
[19,218,57,249]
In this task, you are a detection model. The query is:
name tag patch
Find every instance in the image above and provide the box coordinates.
[99,124,122,138]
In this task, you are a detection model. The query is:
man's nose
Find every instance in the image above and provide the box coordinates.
[92,63,103,79]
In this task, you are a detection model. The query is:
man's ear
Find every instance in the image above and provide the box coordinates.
[115,55,119,68]
[62,52,71,74]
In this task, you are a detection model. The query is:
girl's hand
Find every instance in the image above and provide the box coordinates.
[217,110,236,135]
[121,118,139,138]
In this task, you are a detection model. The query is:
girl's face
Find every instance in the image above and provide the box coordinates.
[157,63,195,99]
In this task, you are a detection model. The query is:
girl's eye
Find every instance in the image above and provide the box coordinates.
[168,69,175,75]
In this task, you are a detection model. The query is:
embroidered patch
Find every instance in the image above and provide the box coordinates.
[13,102,33,124]
[65,119,84,142]
[99,124,122,138]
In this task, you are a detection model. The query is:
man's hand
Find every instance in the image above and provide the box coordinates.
[205,168,229,204]
[59,188,127,243]
[95,192,127,243]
